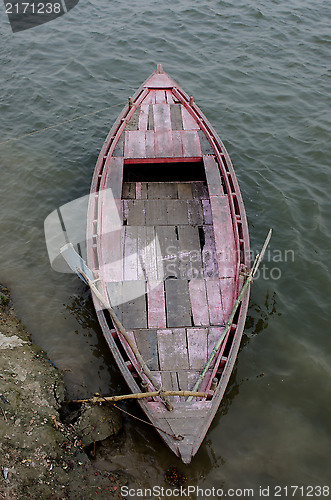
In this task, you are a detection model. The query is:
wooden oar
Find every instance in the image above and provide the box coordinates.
[187,229,272,402]
[60,243,174,411]
[66,390,208,404]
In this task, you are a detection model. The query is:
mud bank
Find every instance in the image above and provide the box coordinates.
[0,285,127,499]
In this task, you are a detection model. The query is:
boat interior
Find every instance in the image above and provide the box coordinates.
[99,154,237,398]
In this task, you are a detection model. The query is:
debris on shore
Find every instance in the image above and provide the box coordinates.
[0,284,126,499]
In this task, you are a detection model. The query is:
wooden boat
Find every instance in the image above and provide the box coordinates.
[86,65,250,464]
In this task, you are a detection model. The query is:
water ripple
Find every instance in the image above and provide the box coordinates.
[0,0,330,487]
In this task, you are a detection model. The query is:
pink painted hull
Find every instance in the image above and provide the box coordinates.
[87,66,250,463]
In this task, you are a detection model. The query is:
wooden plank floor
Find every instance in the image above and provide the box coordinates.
[101,177,235,383]
[122,100,214,160]
[93,87,242,411]
[102,181,236,331]
[113,326,219,401]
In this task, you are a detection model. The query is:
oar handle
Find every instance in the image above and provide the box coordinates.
[252,229,272,277]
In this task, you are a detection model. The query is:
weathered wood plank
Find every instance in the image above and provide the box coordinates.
[201,225,219,279]
[168,417,203,438]
[138,226,158,281]
[157,328,189,370]
[172,130,183,157]
[124,131,147,158]
[181,131,202,157]
[136,182,142,200]
[155,90,167,104]
[134,329,159,371]
[155,130,174,157]
[187,328,208,369]
[99,166,123,281]
[187,199,204,225]
[170,372,180,393]
[100,226,124,282]
[145,199,168,225]
[147,281,166,329]
[203,155,224,196]
[210,195,236,278]
[144,72,176,88]
[112,135,124,157]
[198,130,214,155]
[155,225,179,280]
[123,199,146,226]
[205,279,224,325]
[145,414,176,437]
[145,226,159,281]
[153,104,173,157]
[139,104,149,131]
[160,371,172,390]
[157,330,172,371]
[191,181,209,199]
[123,226,138,281]
[147,183,178,199]
[166,200,189,225]
[141,182,148,199]
[202,199,213,224]
[147,400,212,414]
[177,370,209,393]
[165,280,192,327]
[153,103,172,132]
[177,371,188,392]
[99,158,123,278]
[137,225,148,281]
[181,106,200,130]
[170,104,183,130]
[189,281,209,326]
[147,105,154,130]
[178,225,202,280]
[106,282,123,323]
[125,106,140,131]
[122,182,136,199]
[103,156,124,198]
[121,281,147,329]
[172,329,190,370]
[145,131,155,157]
[177,183,193,199]
[220,277,235,320]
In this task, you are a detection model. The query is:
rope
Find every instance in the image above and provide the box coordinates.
[96,395,184,441]
[0,101,127,146]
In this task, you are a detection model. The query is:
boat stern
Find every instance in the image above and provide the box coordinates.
[177,441,194,465]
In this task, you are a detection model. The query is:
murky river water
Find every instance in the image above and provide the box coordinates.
[0,0,330,496]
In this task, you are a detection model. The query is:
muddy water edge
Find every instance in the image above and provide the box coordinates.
[0,284,127,499]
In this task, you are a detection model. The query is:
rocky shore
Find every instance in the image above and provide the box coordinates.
[0,285,127,499]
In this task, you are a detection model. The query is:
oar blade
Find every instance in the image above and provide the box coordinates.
[252,228,272,277]
[60,243,94,283]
